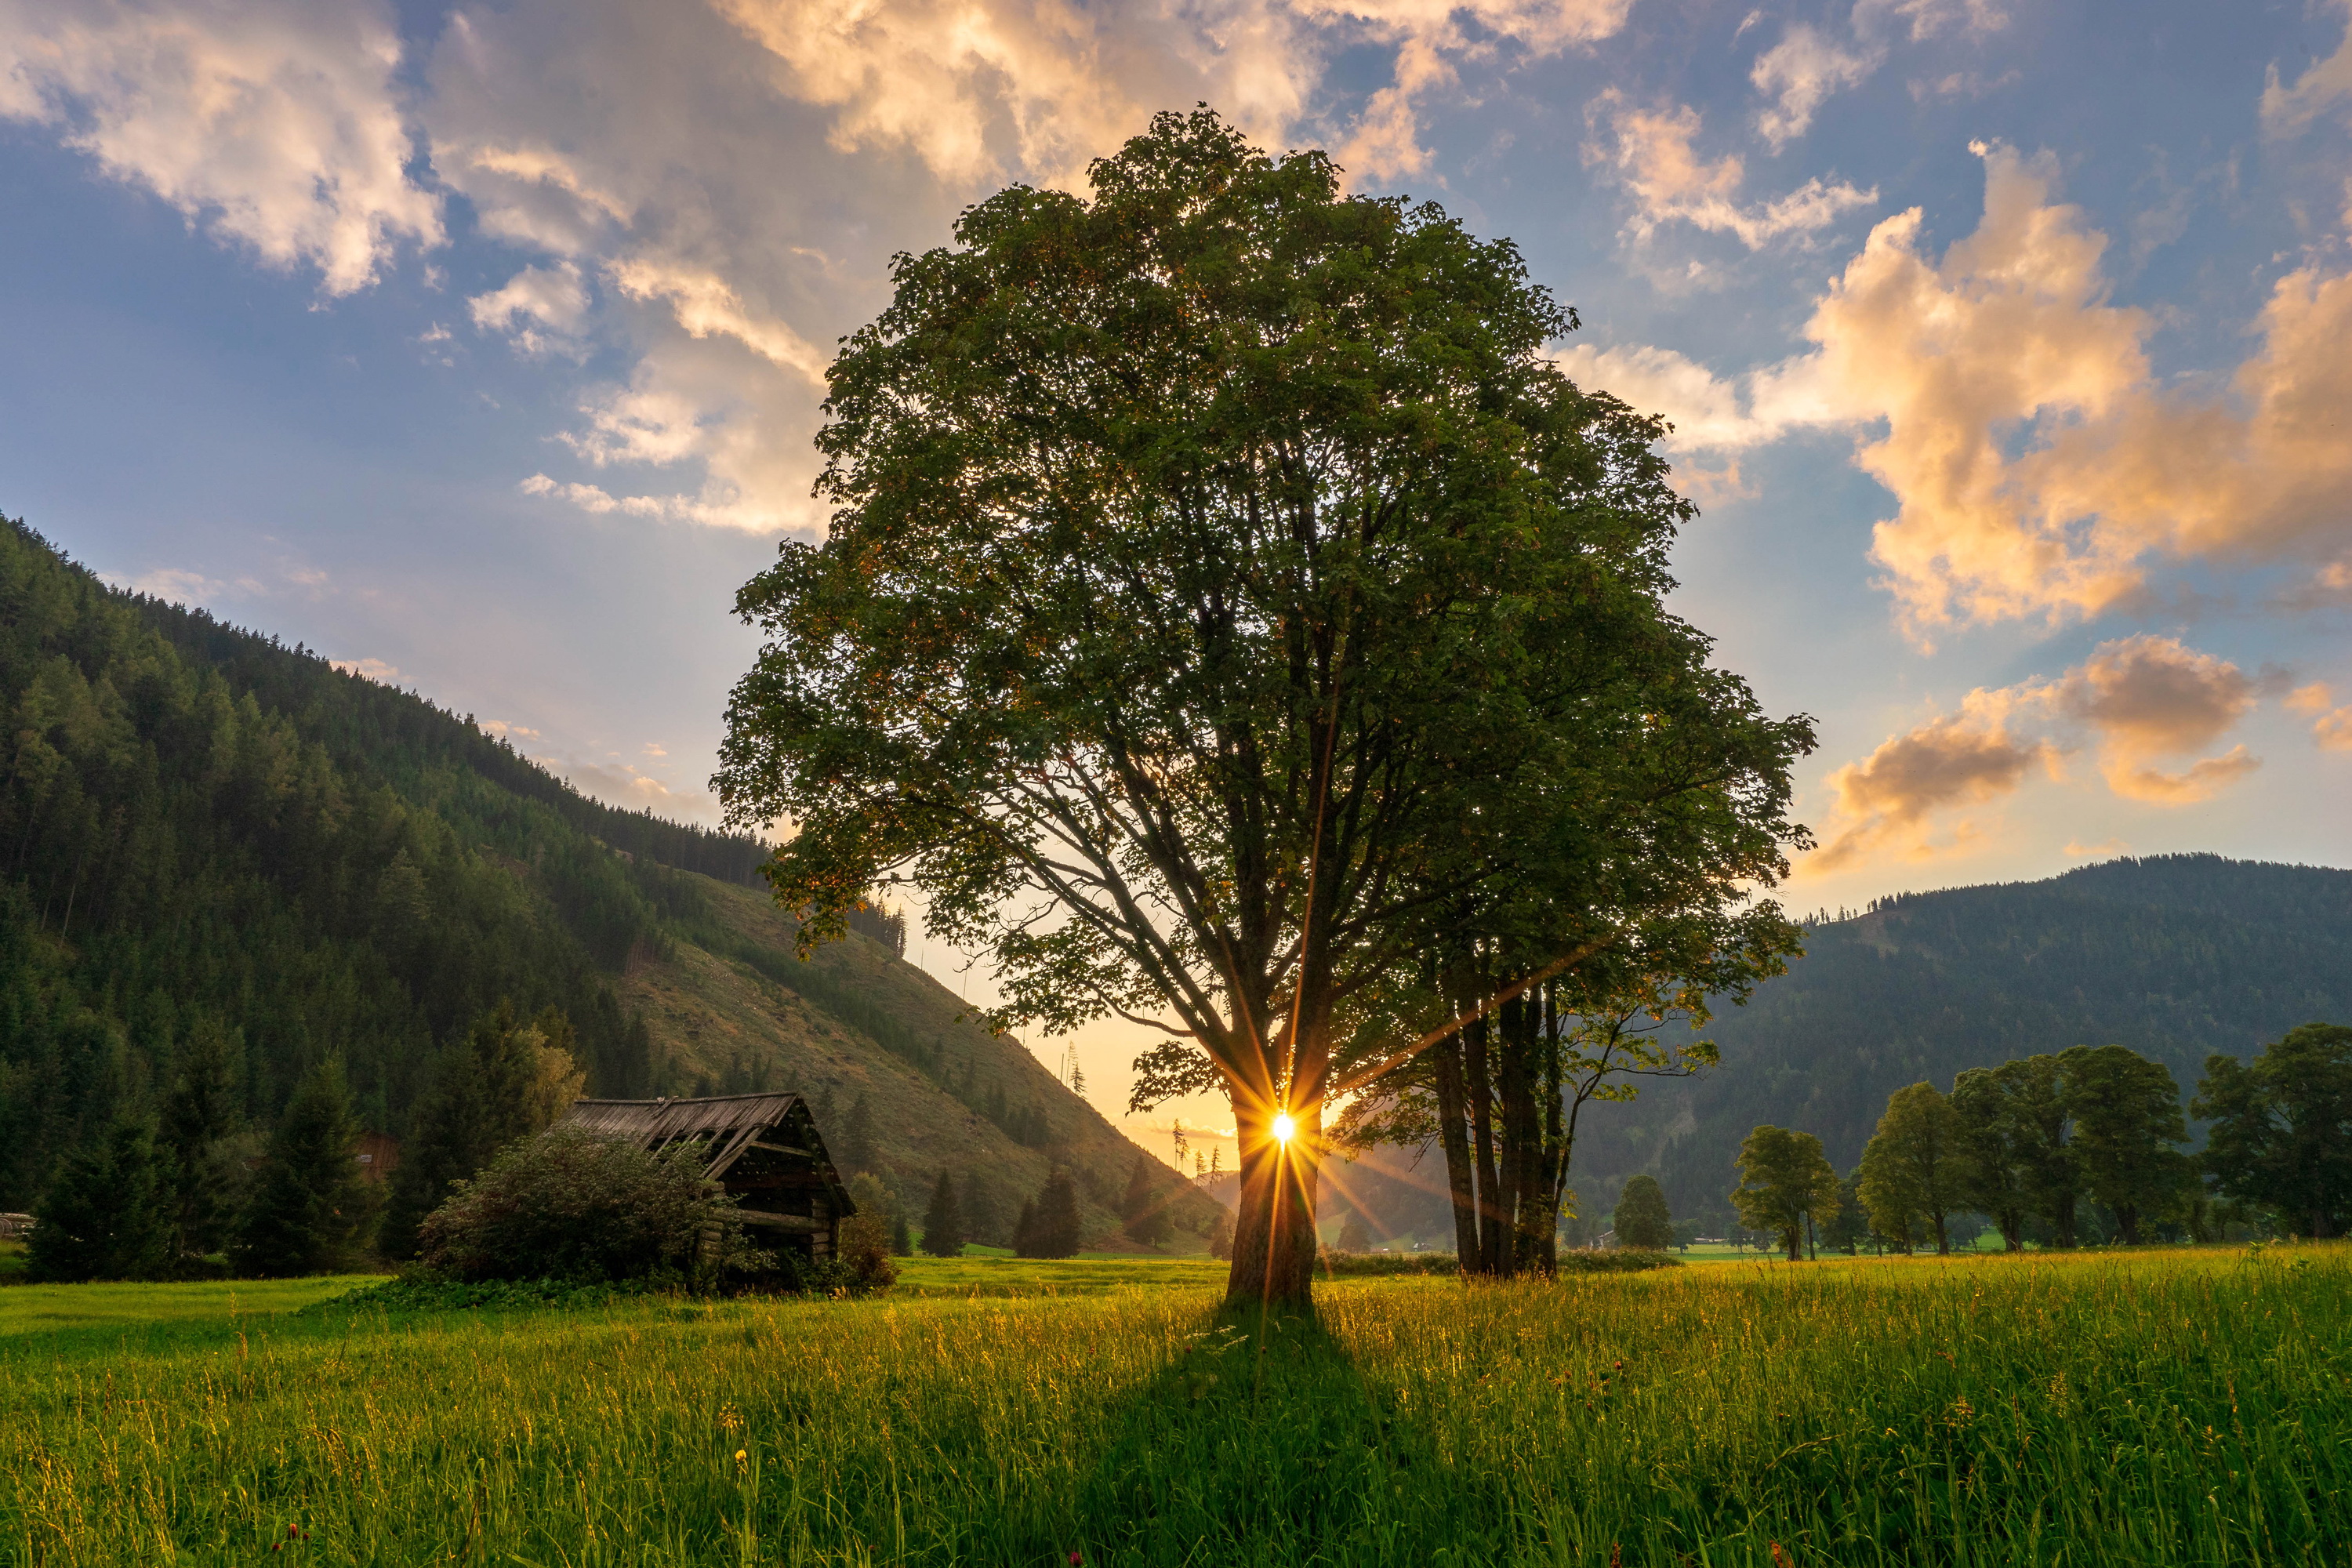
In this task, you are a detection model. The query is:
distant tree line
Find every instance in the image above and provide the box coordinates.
[24,997,584,1281]
[1724,1021,2350,1257]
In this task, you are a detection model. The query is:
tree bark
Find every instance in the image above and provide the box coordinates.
[1222,1101,1321,1309]
[1464,1015,1504,1276]
[1431,1033,1480,1268]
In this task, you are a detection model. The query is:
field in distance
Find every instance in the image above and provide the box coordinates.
[2,1246,2344,1566]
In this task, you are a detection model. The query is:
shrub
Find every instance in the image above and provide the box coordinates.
[835,1210,897,1289]
[416,1127,753,1284]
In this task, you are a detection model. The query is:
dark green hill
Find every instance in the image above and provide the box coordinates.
[0,517,1210,1243]
[1563,854,2352,1226]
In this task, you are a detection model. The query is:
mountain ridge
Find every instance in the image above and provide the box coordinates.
[0,516,1213,1246]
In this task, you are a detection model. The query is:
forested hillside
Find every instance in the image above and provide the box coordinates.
[0,518,1207,1243]
[1556,855,2352,1228]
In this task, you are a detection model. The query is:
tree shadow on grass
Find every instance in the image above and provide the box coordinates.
[1057,1304,1468,1568]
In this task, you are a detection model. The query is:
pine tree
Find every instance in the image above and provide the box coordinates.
[379,1039,485,1261]
[961,1170,1000,1247]
[232,1058,376,1277]
[157,1017,241,1260]
[27,1116,172,1281]
[889,1202,913,1257]
[1012,1196,1040,1257]
[1120,1151,1171,1250]
[1021,1169,1082,1259]
[920,1169,964,1257]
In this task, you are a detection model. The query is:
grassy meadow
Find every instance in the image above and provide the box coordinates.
[2,1246,2346,1566]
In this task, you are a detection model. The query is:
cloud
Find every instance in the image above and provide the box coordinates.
[1582,92,1876,250]
[1309,0,1634,180]
[332,656,400,682]
[1808,634,2266,872]
[2063,837,2128,858]
[1549,343,1789,451]
[2288,682,2352,752]
[1590,145,2352,634]
[469,262,590,355]
[605,257,830,386]
[1810,689,2055,870]
[2046,634,2260,801]
[1751,24,1880,149]
[548,757,719,825]
[2261,0,2352,138]
[481,719,543,740]
[0,0,439,293]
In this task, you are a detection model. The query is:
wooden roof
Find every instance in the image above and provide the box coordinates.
[559,1093,854,1214]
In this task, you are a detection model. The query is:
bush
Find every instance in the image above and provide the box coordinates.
[835,1210,898,1289]
[416,1127,754,1284]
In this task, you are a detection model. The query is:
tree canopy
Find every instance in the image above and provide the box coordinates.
[718,108,1810,1306]
[2196,1022,2352,1240]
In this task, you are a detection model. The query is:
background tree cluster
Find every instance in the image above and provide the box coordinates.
[1752,1022,2349,1256]
[30,997,582,1281]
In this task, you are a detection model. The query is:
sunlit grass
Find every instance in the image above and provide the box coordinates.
[1,1245,2343,1566]
[0,1273,379,1337]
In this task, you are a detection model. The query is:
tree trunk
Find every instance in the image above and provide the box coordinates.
[1431,1033,1480,1267]
[1497,998,1538,1279]
[1464,1015,1504,1276]
[1933,1210,1950,1255]
[2116,1204,2140,1247]
[1222,1102,1320,1309]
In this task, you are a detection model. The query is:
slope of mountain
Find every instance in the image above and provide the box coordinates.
[1563,854,2352,1227]
[0,517,1213,1244]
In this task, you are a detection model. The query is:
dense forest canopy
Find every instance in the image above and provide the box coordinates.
[0,516,771,1209]
[0,517,1207,1247]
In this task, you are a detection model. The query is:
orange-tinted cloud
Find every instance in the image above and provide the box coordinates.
[1807,635,2269,873]
[1568,144,2352,634]
[2046,634,2260,801]
[1811,691,2055,869]
[2289,682,2352,752]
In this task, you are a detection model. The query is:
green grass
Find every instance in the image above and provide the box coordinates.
[2,1246,2345,1566]
[0,1273,381,1337]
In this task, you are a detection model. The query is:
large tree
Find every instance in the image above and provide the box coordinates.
[718,109,1809,1307]
[1730,1125,1840,1262]
[2194,1022,2352,1240]
[1950,1065,2030,1251]
[1859,1082,1968,1255]
[2060,1044,2187,1246]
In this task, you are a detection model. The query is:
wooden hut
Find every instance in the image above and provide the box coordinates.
[559,1094,855,1262]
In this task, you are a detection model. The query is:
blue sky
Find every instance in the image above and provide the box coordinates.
[4,0,2349,1153]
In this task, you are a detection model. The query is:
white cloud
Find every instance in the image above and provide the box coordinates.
[468,261,590,356]
[0,0,439,294]
[2261,0,2352,138]
[1751,24,1880,149]
[482,719,543,740]
[1582,92,1876,249]
[332,656,400,682]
